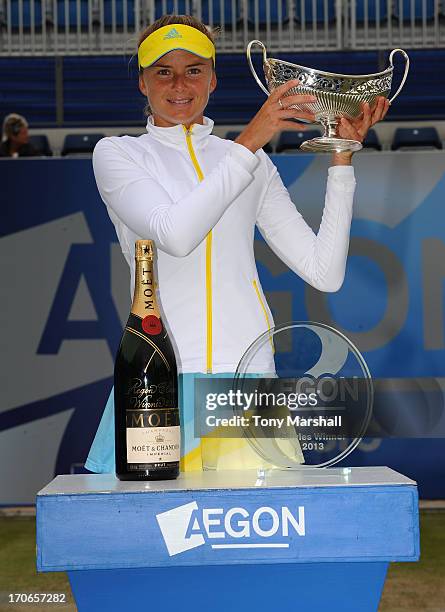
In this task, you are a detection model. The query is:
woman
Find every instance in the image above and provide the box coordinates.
[85,14,389,474]
[0,113,39,158]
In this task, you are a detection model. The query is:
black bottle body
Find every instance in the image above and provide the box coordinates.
[114,313,179,480]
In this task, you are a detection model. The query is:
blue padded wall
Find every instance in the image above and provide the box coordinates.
[0,49,444,126]
[0,58,56,124]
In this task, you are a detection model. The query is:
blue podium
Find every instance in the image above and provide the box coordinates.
[36,467,419,612]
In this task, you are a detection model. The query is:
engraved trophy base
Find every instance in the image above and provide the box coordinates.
[300,136,363,153]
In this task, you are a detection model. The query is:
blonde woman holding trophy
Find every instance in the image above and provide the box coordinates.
[85,13,389,476]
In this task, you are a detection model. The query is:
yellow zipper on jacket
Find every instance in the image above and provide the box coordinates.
[252,279,275,353]
[182,124,213,373]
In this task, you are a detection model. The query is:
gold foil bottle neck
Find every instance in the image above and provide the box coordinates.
[131,241,160,320]
[135,240,154,261]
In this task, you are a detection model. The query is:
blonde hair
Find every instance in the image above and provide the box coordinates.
[2,113,28,142]
[137,14,219,117]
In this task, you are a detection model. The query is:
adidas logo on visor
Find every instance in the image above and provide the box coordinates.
[163,28,183,40]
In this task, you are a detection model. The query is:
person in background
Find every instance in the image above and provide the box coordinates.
[0,113,39,158]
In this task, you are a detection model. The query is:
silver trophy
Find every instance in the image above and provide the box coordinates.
[247,41,410,153]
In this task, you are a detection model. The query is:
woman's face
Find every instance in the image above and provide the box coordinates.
[139,48,217,128]
[11,126,29,146]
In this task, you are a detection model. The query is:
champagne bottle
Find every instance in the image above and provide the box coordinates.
[114,240,180,481]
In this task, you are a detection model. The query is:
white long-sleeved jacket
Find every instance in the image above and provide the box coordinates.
[92,116,356,374]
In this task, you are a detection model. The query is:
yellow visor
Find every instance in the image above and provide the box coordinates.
[138,23,216,69]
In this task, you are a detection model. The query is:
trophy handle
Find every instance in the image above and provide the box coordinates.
[247,40,270,97]
[388,49,410,104]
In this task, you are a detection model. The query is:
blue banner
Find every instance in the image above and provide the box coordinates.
[2,151,445,502]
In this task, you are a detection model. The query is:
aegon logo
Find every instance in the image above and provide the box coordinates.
[156,501,305,557]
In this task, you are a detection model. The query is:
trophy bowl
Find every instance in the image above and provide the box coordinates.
[247,41,410,153]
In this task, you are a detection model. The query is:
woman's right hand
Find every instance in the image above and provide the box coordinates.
[234,79,317,153]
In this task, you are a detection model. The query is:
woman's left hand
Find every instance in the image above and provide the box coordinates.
[332,96,390,165]
[337,96,390,143]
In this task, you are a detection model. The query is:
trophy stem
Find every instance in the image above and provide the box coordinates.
[319,116,339,139]
[300,115,362,153]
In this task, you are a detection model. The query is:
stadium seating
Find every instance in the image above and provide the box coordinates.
[56,0,89,28]
[103,0,135,27]
[362,128,382,151]
[276,129,321,153]
[54,0,136,29]
[225,129,273,153]
[247,0,289,25]
[391,127,442,150]
[61,133,105,155]
[354,0,388,22]
[2,49,445,125]
[295,0,336,24]
[29,134,53,156]
[200,0,241,25]
[10,0,43,29]
[153,1,191,21]
[393,0,435,21]
[225,130,241,140]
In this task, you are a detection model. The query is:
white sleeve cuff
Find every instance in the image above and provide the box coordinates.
[328,165,356,180]
[328,165,356,191]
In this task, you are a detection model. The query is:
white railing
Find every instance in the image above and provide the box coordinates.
[347,0,445,49]
[0,0,142,55]
[0,1,444,56]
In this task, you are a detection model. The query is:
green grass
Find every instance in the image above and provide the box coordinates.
[0,512,443,611]
[379,512,445,611]
[0,516,75,611]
